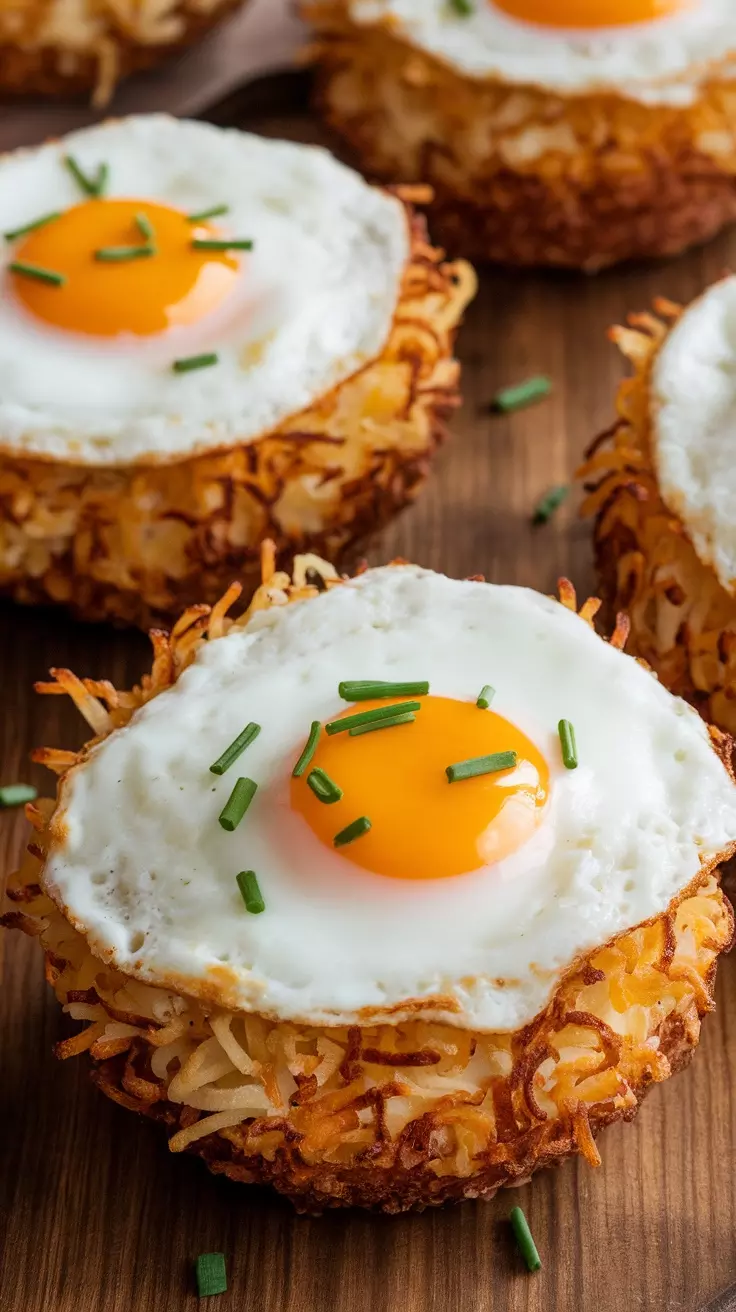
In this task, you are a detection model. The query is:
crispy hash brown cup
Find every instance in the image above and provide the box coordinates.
[305,1,736,271]
[580,298,736,738]
[0,201,474,630]
[0,0,245,107]
[3,547,735,1214]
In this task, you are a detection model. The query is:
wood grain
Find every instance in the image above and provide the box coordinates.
[2,76,736,1312]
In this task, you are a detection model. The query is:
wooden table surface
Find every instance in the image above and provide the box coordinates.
[3,76,736,1312]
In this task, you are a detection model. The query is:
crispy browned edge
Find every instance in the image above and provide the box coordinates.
[304,1,736,271]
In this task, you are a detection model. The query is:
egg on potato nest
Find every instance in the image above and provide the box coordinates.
[4,551,736,1213]
[0,115,474,628]
[306,0,736,270]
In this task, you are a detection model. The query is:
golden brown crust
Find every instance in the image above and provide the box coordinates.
[0,207,475,628]
[305,2,736,270]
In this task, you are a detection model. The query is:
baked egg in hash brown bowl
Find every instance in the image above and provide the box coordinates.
[306,0,736,271]
[4,547,736,1213]
[0,114,474,629]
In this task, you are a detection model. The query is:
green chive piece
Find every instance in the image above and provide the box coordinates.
[191,238,254,252]
[94,245,155,262]
[236,870,265,916]
[449,0,474,13]
[209,723,261,775]
[0,783,37,808]
[64,155,108,198]
[558,719,578,770]
[4,212,61,242]
[338,680,429,701]
[446,751,517,783]
[8,261,65,287]
[349,712,416,737]
[334,816,372,847]
[476,685,495,709]
[218,778,257,831]
[509,1207,541,1272]
[292,721,321,778]
[533,484,569,526]
[326,701,421,736]
[135,212,155,243]
[491,375,551,414]
[307,767,343,804]
[172,353,219,374]
[195,1251,228,1297]
[187,204,230,223]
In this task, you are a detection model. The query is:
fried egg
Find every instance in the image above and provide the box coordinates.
[348,0,736,102]
[0,115,408,463]
[44,566,736,1032]
[652,275,736,594]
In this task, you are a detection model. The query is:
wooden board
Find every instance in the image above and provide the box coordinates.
[3,75,736,1312]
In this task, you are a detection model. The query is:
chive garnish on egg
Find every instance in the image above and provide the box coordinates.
[532,485,569,526]
[64,155,108,198]
[307,768,343,804]
[8,261,65,287]
[491,375,551,414]
[558,719,578,770]
[236,870,265,915]
[326,701,421,735]
[0,783,38,808]
[292,721,321,778]
[338,680,429,701]
[3,212,61,242]
[186,204,230,223]
[195,1253,228,1297]
[218,777,257,831]
[134,212,155,243]
[446,751,517,783]
[191,238,254,252]
[449,0,474,12]
[210,723,261,776]
[509,1207,542,1273]
[94,245,155,263]
[334,816,372,847]
[476,685,495,709]
[172,353,219,374]
[349,712,416,737]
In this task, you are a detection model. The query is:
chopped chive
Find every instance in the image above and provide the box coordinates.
[509,1207,541,1273]
[558,719,578,770]
[64,155,108,198]
[0,783,37,808]
[135,212,155,243]
[172,353,219,374]
[449,0,474,12]
[307,767,343,804]
[326,701,421,735]
[195,1251,228,1297]
[491,375,551,414]
[4,211,61,242]
[218,777,257,831]
[187,204,230,223]
[338,680,429,701]
[476,685,495,709]
[210,723,261,775]
[446,751,517,783]
[533,484,569,526]
[191,238,254,252]
[334,816,372,847]
[349,712,416,737]
[8,261,65,287]
[94,245,155,262]
[236,870,265,915]
[292,721,321,778]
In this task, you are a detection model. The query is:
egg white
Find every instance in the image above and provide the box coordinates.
[348,0,736,103]
[44,566,736,1032]
[0,115,408,464]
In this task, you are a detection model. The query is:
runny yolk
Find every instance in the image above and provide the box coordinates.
[291,696,549,881]
[10,199,240,337]
[492,0,687,27]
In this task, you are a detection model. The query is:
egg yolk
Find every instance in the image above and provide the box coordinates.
[10,199,240,338]
[492,0,687,27]
[291,696,549,881]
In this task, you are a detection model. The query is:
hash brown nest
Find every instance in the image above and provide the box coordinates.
[0,0,244,107]
[0,201,474,629]
[3,548,734,1213]
[580,299,736,739]
[305,1,736,271]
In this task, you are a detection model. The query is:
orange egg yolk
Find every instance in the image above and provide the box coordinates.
[10,199,240,338]
[493,0,686,27]
[291,696,549,881]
